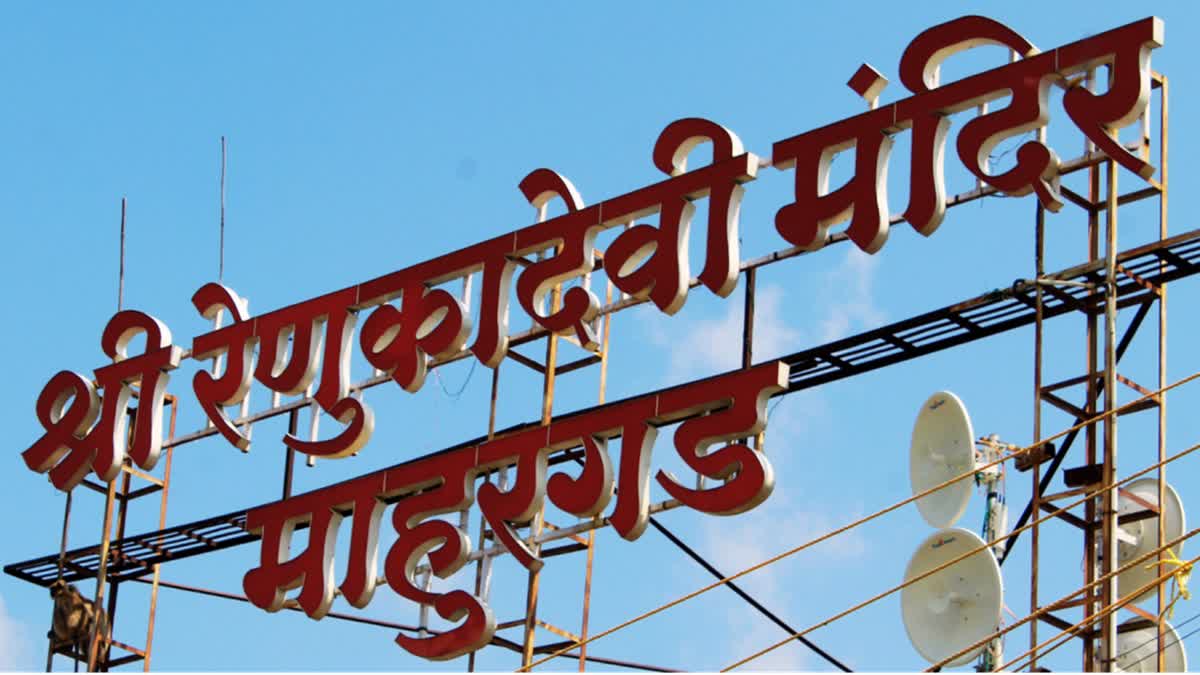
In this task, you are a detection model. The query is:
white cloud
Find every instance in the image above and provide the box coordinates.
[702,504,868,601]
[644,247,884,671]
[648,283,801,384]
[0,593,36,671]
[816,247,886,343]
[698,492,869,671]
[764,388,830,454]
[729,629,809,672]
[697,426,870,672]
[649,244,885,385]
[694,373,870,672]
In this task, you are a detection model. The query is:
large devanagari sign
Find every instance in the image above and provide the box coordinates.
[19,14,1163,660]
[243,362,786,659]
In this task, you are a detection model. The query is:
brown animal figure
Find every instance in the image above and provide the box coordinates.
[48,579,109,663]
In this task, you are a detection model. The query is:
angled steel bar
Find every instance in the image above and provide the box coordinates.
[1000,297,1156,565]
[647,517,852,672]
[8,230,1200,590]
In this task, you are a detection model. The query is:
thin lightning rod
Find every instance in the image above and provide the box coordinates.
[220,136,226,281]
[118,197,126,311]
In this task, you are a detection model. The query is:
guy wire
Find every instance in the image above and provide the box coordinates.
[1112,610,1200,667]
[520,366,1200,672]
[1121,614,1200,670]
[1002,549,1200,672]
[729,445,1200,671]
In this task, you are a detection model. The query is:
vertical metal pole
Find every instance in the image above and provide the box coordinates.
[56,497,73,578]
[522,280,560,668]
[219,136,226,282]
[598,280,613,406]
[742,268,756,369]
[283,409,298,500]
[46,490,74,670]
[143,397,176,672]
[1100,147,1120,672]
[87,198,127,672]
[1155,73,1169,674]
[103,464,133,670]
[1084,96,1100,670]
[468,365,502,673]
[743,269,767,452]
[577,278,614,671]
[1030,202,1045,669]
[86,482,117,672]
[577,531,596,673]
[118,198,126,313]
[540,290,561,427]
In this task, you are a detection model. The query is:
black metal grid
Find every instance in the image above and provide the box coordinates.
[8,228,1200,589]
[781,229,1200,390]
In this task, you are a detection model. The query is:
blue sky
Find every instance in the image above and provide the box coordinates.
[5,2,1200,672]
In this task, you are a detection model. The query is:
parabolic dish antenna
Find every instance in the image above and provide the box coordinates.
[1117,478,1186,605]
[901,528,1003,667]
[1116,618,1188,672]
[910,391,976,529]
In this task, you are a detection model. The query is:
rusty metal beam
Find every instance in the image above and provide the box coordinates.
[10,230,1200,591]
[1001,297,1157,565]
[646,517,852,672]
[128,577,680,672]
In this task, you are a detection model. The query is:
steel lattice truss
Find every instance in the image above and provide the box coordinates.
[9,227,1200,590]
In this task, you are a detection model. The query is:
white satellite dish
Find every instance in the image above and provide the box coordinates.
[1116,619,1188,672]
[1116,478,1186,605]
[901,528,1003,667]
[910,391,977,529]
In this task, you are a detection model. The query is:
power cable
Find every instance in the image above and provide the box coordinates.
[927,441,1200,670]
[1000,551,1200,672]
[566,452,851,671]
[1111,609,1200,669]
[988,131,1034,165]
[520,369,1200,672]
[1123,616,1200,670]
[647,517,853,672]
[433,358,477,400]
[1000,296,1155,566]
[767,391,788,419]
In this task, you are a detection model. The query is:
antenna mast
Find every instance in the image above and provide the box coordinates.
[219,136,226,281]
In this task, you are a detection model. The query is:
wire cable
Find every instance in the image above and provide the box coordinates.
[1110,610,1200,669]
[520,427,1026,672]
[767,391,788,419]
[733,448,1200,672]
[921,435,1200,670]
[519,368,1200,672]
[1122,614,1200,670]
[647,517,853,672]
[433,357,477,400]
[568,455,852,671]
[1002,551,1200,672]
[925,527,1200,671]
